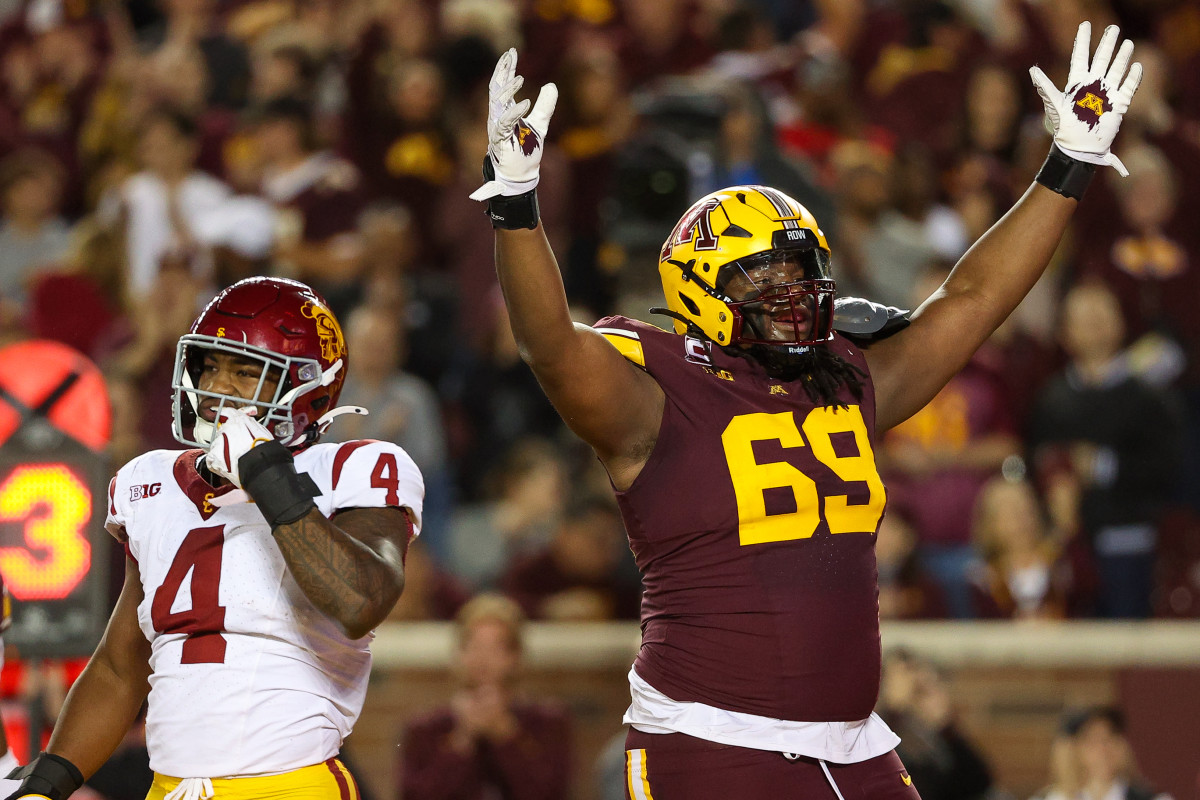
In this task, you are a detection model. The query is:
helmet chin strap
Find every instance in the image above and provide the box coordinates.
[283,405,368,447]
[317,406,368,432]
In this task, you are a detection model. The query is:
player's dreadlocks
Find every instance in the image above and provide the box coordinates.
[651,307,866,407]
[731,344,865,408]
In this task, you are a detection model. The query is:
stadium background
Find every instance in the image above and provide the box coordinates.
[0,0,1198,797]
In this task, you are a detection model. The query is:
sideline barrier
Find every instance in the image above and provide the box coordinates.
[353,621,1200,800]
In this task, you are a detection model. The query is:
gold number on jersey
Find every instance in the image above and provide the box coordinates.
[802,406,887,534]
[721,413,819,544]
[0,465,91,599]
[721,406,885,545]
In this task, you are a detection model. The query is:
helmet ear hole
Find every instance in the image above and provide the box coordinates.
[679,293,701,317]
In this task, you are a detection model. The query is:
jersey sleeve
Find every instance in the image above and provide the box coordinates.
[593,315,698,386]
[322,440,425,534]
[105,466,131,543]
[594,315,660,370]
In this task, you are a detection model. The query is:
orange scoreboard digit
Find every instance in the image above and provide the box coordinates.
[0,340,112,657]
[0,463,93,600]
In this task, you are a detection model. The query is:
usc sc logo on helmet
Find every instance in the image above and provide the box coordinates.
[301,300,346,363]
[657,186,834,348]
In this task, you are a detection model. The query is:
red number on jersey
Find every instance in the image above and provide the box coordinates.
[370,453,400,506]
[150,525,228,664]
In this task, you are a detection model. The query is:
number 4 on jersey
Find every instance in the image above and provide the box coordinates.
[150,525,228,664]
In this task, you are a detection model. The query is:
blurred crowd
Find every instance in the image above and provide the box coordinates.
[3,0,1200,636]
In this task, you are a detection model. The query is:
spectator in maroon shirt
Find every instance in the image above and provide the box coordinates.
[501,494,642,621]
[552,43,632,312]
[0,20,102,216]
[858,1,985,158]
[611,0,713,89]
[252,94,366,314]
[400,593,572,800]
[969,475,1083,620]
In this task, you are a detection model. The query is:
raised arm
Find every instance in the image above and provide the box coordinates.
[471,50,664,488]
[866,22,1142,432]
[6,555,152,800]
[868,184,1073,431]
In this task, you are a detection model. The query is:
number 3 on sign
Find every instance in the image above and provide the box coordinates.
[721,407,885,546]
[0,465,92,599]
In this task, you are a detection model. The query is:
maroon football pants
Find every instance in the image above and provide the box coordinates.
[624,729,922,800]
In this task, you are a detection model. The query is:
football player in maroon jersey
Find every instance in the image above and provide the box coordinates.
[470,22,1142,800]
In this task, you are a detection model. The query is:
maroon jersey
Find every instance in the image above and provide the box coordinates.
[595,316,886,722]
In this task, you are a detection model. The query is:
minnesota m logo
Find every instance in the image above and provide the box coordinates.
[1071,81,1111,129]
[1076,92,1106,117]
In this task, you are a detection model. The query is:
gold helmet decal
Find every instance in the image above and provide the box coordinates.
[301,300,346,363]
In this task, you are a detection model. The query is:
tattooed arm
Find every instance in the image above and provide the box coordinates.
[271,506,410,639]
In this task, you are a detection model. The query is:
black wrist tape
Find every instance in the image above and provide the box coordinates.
[9,752,84,800]
[1036,143,1096,201]
[481,155,540,230]
[240,440,319,527]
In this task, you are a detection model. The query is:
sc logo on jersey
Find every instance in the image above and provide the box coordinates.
[130,483,162,502]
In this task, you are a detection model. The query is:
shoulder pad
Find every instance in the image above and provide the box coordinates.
[832,297,910,344]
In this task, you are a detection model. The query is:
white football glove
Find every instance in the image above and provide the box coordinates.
[1029,21,1142,176]
[469,48,558,201]
[205,407,274,489]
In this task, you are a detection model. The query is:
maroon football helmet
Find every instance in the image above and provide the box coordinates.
[172,277,358,448]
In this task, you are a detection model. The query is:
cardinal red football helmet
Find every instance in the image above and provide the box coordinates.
[172,277,356,448]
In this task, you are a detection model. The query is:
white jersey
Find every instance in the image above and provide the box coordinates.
[106,440,423,779]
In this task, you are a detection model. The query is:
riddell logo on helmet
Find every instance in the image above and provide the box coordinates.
[301,301,346,362]
[1072,80,1111,130]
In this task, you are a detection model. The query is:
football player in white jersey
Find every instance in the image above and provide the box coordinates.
[5,278,423,800]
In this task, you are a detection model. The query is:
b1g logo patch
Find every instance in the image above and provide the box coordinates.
[130,483,162,502]
[1072,80,1112,129]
